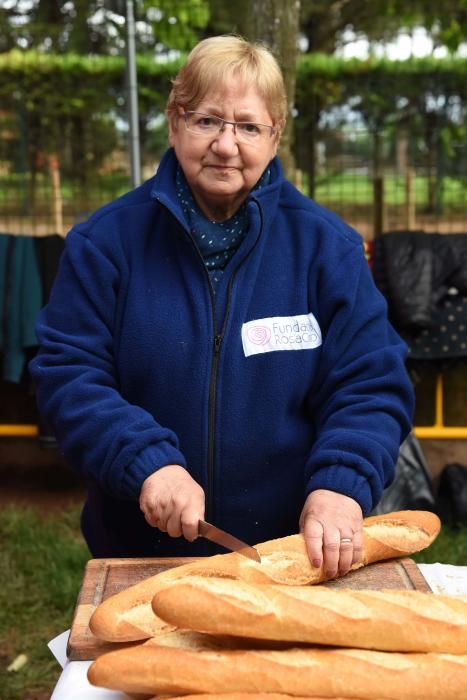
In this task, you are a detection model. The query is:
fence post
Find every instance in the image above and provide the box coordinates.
[48,154,63,236]
[373,176,385,238]
[126,0,141,188]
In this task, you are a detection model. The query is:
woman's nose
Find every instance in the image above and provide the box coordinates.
[211,124,239,156]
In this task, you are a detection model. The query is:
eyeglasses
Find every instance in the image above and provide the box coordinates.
[182,111,276,143]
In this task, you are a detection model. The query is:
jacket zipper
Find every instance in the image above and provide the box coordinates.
[203,203,263,521]
[156,196,264,522]
[181,234,220,522]
[207,332,222,520]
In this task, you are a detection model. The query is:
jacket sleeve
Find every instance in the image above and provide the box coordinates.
[29,226,187,499]
[304,241,415,515]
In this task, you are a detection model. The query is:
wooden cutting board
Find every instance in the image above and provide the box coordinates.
[67,556,431,661]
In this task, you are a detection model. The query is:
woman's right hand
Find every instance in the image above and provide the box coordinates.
[139,464,205,542]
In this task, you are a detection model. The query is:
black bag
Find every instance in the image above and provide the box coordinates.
[437,463,467,526]
[372,432,436,514]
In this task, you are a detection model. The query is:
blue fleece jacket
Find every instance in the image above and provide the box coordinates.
[29,149,414,557]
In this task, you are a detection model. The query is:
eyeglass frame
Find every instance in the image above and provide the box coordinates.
[181,111,277,141]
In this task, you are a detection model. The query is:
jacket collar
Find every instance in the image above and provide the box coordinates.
[150,148,284,230]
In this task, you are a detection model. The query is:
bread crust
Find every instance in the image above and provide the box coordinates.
[89,510,441,643]
[149,695,379,700]
[87,644,467,699]
[152,576,467,653]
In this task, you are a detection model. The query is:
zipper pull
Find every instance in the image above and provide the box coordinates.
[214,335,222,353]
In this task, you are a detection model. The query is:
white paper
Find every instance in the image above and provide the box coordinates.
[50,660,130,700]
[48,629,70,669]
[418,563,467,596]
[48,630,132,700]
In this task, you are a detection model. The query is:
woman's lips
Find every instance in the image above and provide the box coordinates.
[206,164,239,170]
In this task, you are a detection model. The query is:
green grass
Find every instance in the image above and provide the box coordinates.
[0,171,131,204]
[412,525,467,565]
[0,171,465,209]
[0,504,465,699]
[313,173,466,207]
[0,505,89,700]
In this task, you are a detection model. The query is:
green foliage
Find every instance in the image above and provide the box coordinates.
[0,50,465,211]
[2,0,465,56]
[0,50,182,173]
[294,54,466,179]
[0,49,182,117]
[0,0,211,55]
[299,0,467,53]
[296,53,467,102]
[2,50,465,124]
[144,0,210,51]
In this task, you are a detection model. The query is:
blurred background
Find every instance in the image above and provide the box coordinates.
[1,1,465,239]
[0,2,466,698]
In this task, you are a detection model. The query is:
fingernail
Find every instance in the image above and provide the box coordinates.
[312,558,321,568]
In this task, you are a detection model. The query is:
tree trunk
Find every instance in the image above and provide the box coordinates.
[242,0,300,182]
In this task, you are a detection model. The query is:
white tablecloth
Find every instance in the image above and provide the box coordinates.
[417,563,467,595]
[49,563,467,700]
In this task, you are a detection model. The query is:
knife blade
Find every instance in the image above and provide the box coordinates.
[198,519,261,562]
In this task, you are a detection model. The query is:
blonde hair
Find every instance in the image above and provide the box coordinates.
[166,35,287,133]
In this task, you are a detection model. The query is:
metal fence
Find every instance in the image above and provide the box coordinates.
[300,125,466,240]
[1,122,465,239]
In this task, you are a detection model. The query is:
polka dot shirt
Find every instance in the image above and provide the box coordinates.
[176,165,270,290]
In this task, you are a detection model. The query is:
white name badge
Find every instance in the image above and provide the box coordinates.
[241,313,322,357]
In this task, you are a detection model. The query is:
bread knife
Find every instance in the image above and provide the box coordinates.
[198,519,261,562]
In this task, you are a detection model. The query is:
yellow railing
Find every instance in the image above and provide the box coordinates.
[413,373,467,439]
[1,372,466,439]
[0,424,38,436]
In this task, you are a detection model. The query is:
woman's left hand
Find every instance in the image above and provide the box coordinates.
[299,489,364,578]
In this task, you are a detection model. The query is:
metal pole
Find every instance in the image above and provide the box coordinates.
[126,0,141,187]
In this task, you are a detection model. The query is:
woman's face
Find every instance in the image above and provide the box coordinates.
[169,80,278,221]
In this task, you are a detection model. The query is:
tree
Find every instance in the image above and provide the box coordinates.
[0,0,210,55]
[293,0,467,197]
[2,1,465,56]
[241,0,301,181]
[299,0,467,54]
[2,0,464,206]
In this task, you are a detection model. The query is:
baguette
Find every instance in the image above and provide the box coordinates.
[87,644,467,699]
[152,576,467,653]
[149,695,381,700]
[89,510,440,643]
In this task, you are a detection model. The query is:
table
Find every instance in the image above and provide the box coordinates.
[49,563,467,700]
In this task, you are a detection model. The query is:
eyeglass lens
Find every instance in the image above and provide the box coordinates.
[184,112,274,141]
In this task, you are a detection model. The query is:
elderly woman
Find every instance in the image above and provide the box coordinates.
[30,36,413,578]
